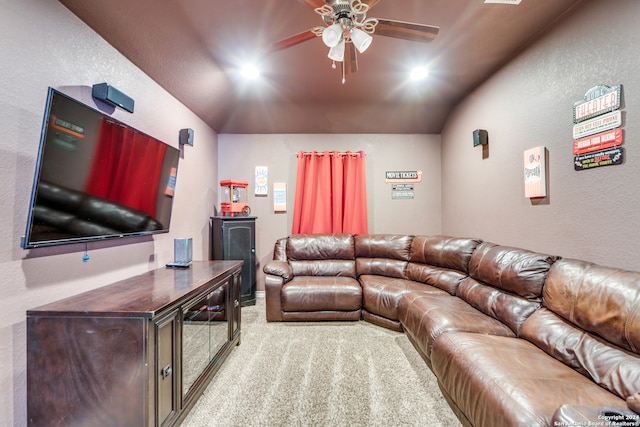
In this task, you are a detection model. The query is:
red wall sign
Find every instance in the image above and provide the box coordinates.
[573,128,623,155]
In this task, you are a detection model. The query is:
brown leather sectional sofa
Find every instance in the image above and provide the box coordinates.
[263,234,640,427]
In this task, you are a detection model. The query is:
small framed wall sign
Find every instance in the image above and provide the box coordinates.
[255,166,268,196]
[524,146,547,198]
[273,182,286,212]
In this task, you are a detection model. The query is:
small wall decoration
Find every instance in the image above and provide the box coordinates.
[523,146,547,198]
[573,129,623,155]
[574,148,624,171]
[573,110,621,140]
[573,85,621,124]
[273,182,286,212]
[391,183,414,200]
[572,85,624,171]
[255,166,268,196]
[384,170,423,183]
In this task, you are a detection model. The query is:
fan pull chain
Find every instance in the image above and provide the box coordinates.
[342,62,346,84]
[82,243,91,263]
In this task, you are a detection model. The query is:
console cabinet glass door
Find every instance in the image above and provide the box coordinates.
[182,283,229,398]
[231,271,241,340]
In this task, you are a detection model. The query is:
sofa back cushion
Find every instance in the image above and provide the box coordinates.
[355,234,413,279]
[467,242,558,301]
[457,242,559,334]
[520,258,640,399]
[542,258,640,353]
[287,234,356,278]
[405,236,482,294]
[409,235,482,273]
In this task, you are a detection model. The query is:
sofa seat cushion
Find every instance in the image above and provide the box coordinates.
[360,275,446,321]
[281,276,362,312]
[431,332,626,427]
[398,292,515,361]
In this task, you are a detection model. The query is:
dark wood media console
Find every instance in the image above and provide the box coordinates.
[27,260,242,427]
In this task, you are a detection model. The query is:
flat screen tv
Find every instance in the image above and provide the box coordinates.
[21,87,180,249]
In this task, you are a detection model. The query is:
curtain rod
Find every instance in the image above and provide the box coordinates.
[297,150,366,157]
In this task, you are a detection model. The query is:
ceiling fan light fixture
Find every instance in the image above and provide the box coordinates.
[322,23,343,47]
[350,27,372,53]
[328,39,346,62]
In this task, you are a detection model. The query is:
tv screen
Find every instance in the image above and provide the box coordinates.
[22,88,180,249]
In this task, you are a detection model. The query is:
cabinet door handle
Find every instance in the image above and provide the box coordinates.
[161,364,172,380]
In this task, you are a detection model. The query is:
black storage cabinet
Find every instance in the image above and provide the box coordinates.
[211,216,256,306]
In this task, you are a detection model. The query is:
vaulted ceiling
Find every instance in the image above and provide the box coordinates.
[58,0,583,134]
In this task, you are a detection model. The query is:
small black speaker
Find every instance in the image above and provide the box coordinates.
[473,129,488,146]
[92,83,135,113]
[179,128,194,146]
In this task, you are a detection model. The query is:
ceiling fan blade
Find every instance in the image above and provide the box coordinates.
[298,0,326,9]
[374,19,439,43]
[270,29,319,52]
[343,42,358,75]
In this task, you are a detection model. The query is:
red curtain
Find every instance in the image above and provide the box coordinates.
[85,119,167,217]
[292,150,368,234]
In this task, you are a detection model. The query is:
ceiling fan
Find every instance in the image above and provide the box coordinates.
[271,0,440,83]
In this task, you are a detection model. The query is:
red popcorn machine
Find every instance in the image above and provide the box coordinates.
[220,180,251,216]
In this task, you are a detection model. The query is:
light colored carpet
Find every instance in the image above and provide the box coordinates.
[181,298,462,427]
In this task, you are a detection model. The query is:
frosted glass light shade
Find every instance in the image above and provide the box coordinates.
[328,39,345,62]
[350,27,372,53]
[322,23,343,47]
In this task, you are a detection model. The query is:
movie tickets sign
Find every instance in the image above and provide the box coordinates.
[572,85,623,171]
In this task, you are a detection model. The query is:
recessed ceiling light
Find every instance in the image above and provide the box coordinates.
[410,66,430,81]
[240,64,260,79]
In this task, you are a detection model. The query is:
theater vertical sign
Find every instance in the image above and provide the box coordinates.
[573,85,624,170]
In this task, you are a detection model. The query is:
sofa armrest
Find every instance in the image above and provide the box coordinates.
[264,261,292,321]
[263,260,293,282]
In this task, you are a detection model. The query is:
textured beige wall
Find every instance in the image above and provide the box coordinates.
[218,133,442,291]
[0,1,219,425]
[441,0,640,271]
